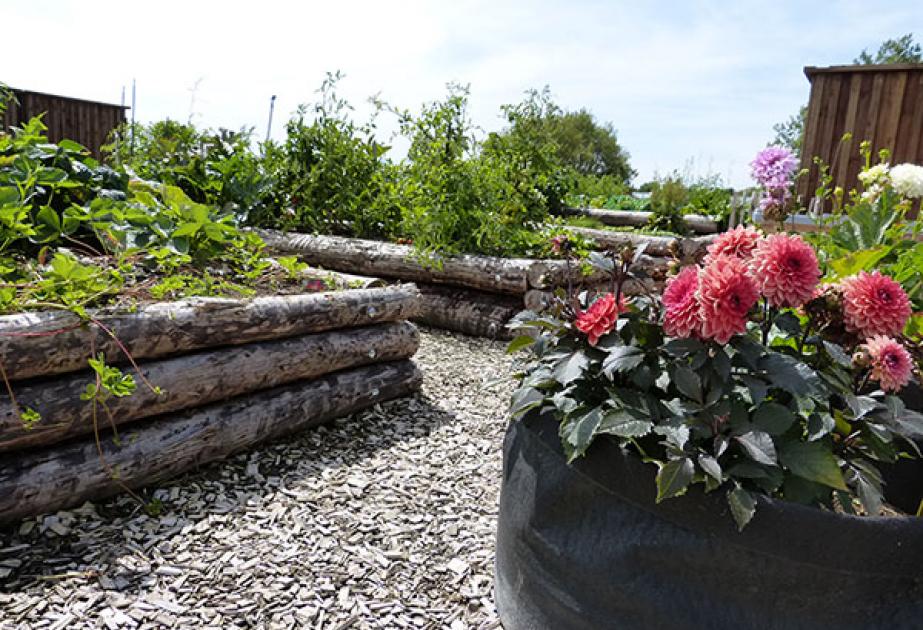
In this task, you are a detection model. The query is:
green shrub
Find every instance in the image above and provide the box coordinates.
[646,175,689,233]
[106,120,270,222]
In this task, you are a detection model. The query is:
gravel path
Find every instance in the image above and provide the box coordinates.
[0,329,516,630]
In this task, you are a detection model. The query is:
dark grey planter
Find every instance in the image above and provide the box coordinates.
[495,399,923,630]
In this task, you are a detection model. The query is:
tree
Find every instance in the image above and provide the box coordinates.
[546,109,635,182]
[854,33,922,65]
[772,34,922,153]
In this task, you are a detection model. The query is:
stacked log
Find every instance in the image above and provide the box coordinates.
[0,285,423,522]
[560,206,719,234]
[258,230,685,339]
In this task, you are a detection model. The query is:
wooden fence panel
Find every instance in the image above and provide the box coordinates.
[799,64,923,217]
[1,89,127,159]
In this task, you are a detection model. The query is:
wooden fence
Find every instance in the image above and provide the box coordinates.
[2,89,127,158]
[798,64,923,216]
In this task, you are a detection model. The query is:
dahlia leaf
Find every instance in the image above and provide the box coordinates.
[735,430,778,466]
[727,486,757,531]
[698,453,722,482]
[822,341,852,368]
[664,338,703,357]
[562,406,603,460]
[806,413,835,441]
[553,351,588,386]
[753,402,796,435]
[598,409,652,438]
[602,346,644,377]
[760,353,823,398]
[655,457,694,502]
[779,441,847,491]
[672,365,702,402]
[773,311,802,336]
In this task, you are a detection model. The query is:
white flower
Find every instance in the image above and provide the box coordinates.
[890,163,923,199]
[858,163,890,187]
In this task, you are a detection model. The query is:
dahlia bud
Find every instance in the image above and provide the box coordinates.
[620,245,635,264]
[852,348,870,369]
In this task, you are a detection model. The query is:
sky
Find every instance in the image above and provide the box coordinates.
[2,0,921,187]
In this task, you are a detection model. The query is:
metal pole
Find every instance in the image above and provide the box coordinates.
[130,79,136,158]
[266,95,277,143]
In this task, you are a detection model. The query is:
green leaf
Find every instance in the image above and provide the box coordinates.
[779,441,847,491]
[752,402,796,436]
[672,365,702,402]
[735,430,778,466]
[553,351,588,386]
[172,222,202,237]
[510,387,543,418]
[740,376,769,406]
[598,409,652,438]
[698,453,722,482]
[506,335,534,354]
[760,353,823,398]
[822,341,852,368]
[655,457,694,502]
[773,312,802,335]
[562,407,603,460]
[727,486,757,531]
[828,247,890,278]
[602,346,644,376]
[664,338,703,356]
[806,413,835,441]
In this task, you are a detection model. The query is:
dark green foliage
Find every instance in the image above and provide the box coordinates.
[106,119,270,222]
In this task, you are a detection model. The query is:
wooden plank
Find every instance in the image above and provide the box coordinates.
[835,74,863,193]
[875,71,908,157]
[799,74,826,202]
[862,73,886,155]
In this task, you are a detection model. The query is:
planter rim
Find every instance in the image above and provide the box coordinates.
[516,409,923,578]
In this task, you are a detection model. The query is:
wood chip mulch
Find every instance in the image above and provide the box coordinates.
[0,328,516,629]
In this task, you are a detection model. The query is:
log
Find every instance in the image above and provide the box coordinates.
[415,284,521,339]
[265,258,385,289]
[0,360,422,523]
[564,227,678,256]
[257,229,540,295]
[0,285,421,382]
[0,322,419,453]
[561,207,719,234]
[528,255,671,289]
[523,280,664,312]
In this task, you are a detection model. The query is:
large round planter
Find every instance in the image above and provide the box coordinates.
[495,404,923,630]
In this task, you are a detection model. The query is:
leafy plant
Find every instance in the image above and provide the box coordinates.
[509,192,921,531]
[647,174,689,233]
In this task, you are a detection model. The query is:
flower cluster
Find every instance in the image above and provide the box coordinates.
[890,163,923,199]
[666,229,821,343]
[660,229,914,393]
[751,147,798,222]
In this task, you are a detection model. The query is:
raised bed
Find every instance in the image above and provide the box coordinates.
[257,230,702,339]
[0,285,423,523]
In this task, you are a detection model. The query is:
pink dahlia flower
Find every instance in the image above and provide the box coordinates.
[865,335,913,393]
[698,255,760,344]
[662,266,702,338]
[704,225,763,264]
[575,293,628,346]
[840,271,912,338]
[749,233,820,308]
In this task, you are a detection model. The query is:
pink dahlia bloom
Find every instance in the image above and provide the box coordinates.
[840,271,912,338]
[704,225,763,264]
[749,233,820,308]
[662,266,702,338]
[575,293,628,346]
[865,335,913,393]
[698,255,760,344]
